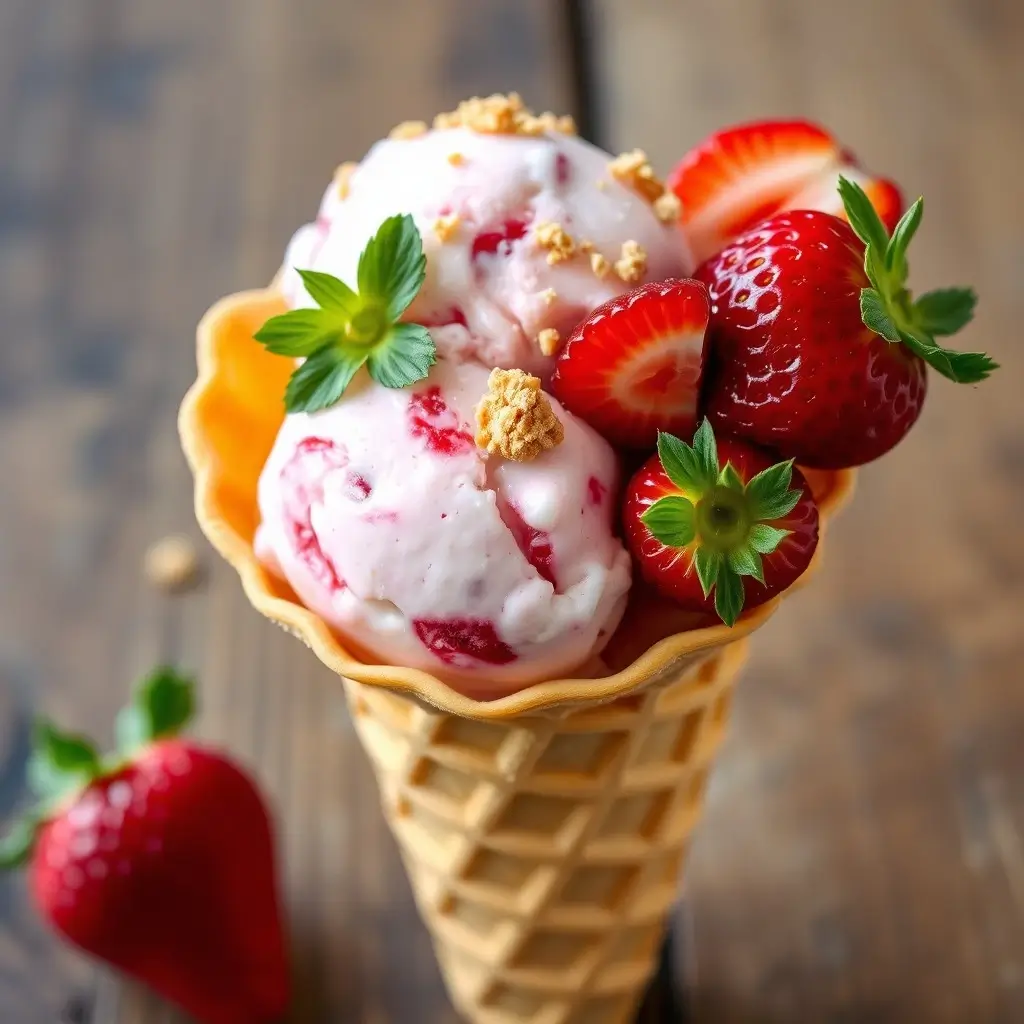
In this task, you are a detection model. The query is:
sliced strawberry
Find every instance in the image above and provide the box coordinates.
[667,119,904,262]
[413,618,518,667]
[550,278,709,449]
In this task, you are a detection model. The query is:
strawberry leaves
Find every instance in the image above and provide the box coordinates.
[641,420,803,627]
[838,176,997,385]
[255,214,437,413]
[115,667,195,758]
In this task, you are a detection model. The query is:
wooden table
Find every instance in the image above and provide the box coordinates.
[1,1,1022,1021]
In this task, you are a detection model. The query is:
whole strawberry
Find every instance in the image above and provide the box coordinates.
[695,178,997,468]
[623,420,819,626]
[0,670,289,1024]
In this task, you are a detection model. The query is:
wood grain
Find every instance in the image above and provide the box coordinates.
[592,0,1024,1020]
[0,1,573,1021]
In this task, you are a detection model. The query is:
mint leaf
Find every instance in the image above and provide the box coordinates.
[0,817,38,870]
[641,496,696,548]
[860,288,900,343]
[749,523,790,554]
[366,323,436,390]
[713,568,744,627]
[255,309,346,356]
[838,175,890,255]
[728,546,764,584]
[694,547,721,599]
[657,432,710,493]
[28,721,100,805]
[718,462,744,492]
[296,269,360,315]
[692,419,719,485]
[884,197,922,278]
[285,345,366,413]
[357,214,427,320]
[914,287,977,336]
[116,667,195,758]
[745,461,801,521]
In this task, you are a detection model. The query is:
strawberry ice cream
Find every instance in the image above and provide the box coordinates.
[281,126,692,378]
[255,357,630,693]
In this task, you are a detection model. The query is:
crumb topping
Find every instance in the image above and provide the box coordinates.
[537,328,561,357]
[539,287,558,306]
[591,252,611,279]
[578,239,595,253]
[535,221,576,265]
[334,162,358,200]
[595,179,608,191]
[447,151,465,166]
[476,368,565,462]
[608,149,666,204]
[654,191,682,224]
[615,241,648,283]
[389,120,428,140]
[144,535,201,593]
[433,213,461,242]
[433,93,576,137]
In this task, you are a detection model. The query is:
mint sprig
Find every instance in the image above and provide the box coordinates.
[641,420,805,627]
[256,214,436,413]
[837,177,996,384]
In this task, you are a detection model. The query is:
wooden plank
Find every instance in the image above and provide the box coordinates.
[0,1,574,1021]
[591,0,1024,1020]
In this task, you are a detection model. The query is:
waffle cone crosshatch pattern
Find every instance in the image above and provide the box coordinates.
[180,286,856,1023]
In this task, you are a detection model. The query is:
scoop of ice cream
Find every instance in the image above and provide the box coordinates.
[280,127,692,378]
[255,357,631,693]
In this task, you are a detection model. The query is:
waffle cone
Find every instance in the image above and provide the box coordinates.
[180,289,856,1023]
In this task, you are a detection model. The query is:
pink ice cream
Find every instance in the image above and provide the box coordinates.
[257,119,692,694]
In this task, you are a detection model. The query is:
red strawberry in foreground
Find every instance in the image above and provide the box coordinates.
[0,670,289,1024]
[695,178,997,468]
[624,421,819,626]
[550,278,709,448]
[667,119,903,263]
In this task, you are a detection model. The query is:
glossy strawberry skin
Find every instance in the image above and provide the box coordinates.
[695,211,928,468]
[31,740,289,1024]
[623,436,819,615]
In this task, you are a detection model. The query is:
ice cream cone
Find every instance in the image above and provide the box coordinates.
[180,289,856,1023]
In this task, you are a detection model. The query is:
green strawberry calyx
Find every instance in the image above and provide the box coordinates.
[0,668,195,870]
[641,420,802,628]
[838,177,997,383]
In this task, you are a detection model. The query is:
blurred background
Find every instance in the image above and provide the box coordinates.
[0,1,1021,1021]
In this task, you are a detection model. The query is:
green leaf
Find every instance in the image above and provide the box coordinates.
[285,345,367,413]
[0,817,38,871]
[713,568,745,627]
[749,523,791,555]
[254,309,346,356]
[357,214,427,320]
[914,287,977,337]
[897,328,998,384]
[728,546,764,583]
[296,269,360,315]
[116,667,195,758]
[744,460,801,521]
[691,419,719,486]
[640,496,696,548]
[884,197,922,278]
[694,547,721,599]
[717,462,744,492]
[27,721,101,805]
[860,288,900,343]
[657,432,710,493]
[366,323,436,389]
[838,175,890,255]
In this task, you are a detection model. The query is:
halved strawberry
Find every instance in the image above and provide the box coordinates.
[549,279,708,449]
[667,119,903,262]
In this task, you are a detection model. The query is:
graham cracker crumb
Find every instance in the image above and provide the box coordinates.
[591,252,611,279]
[447,152,465,166]
[654,191,682,224]
[144,535,202,593]
[537,328,561,356]
[389,120,428,140]
[535,221,575,265]
[539,287,558,306]
[608,149,666,204]
[578,239,595,253]
[334,162,358,200]
[596,179,608,191]
[615,240,648,283]
[433,94,577,137]
[476,369,565,462]
[433,213,461,242]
